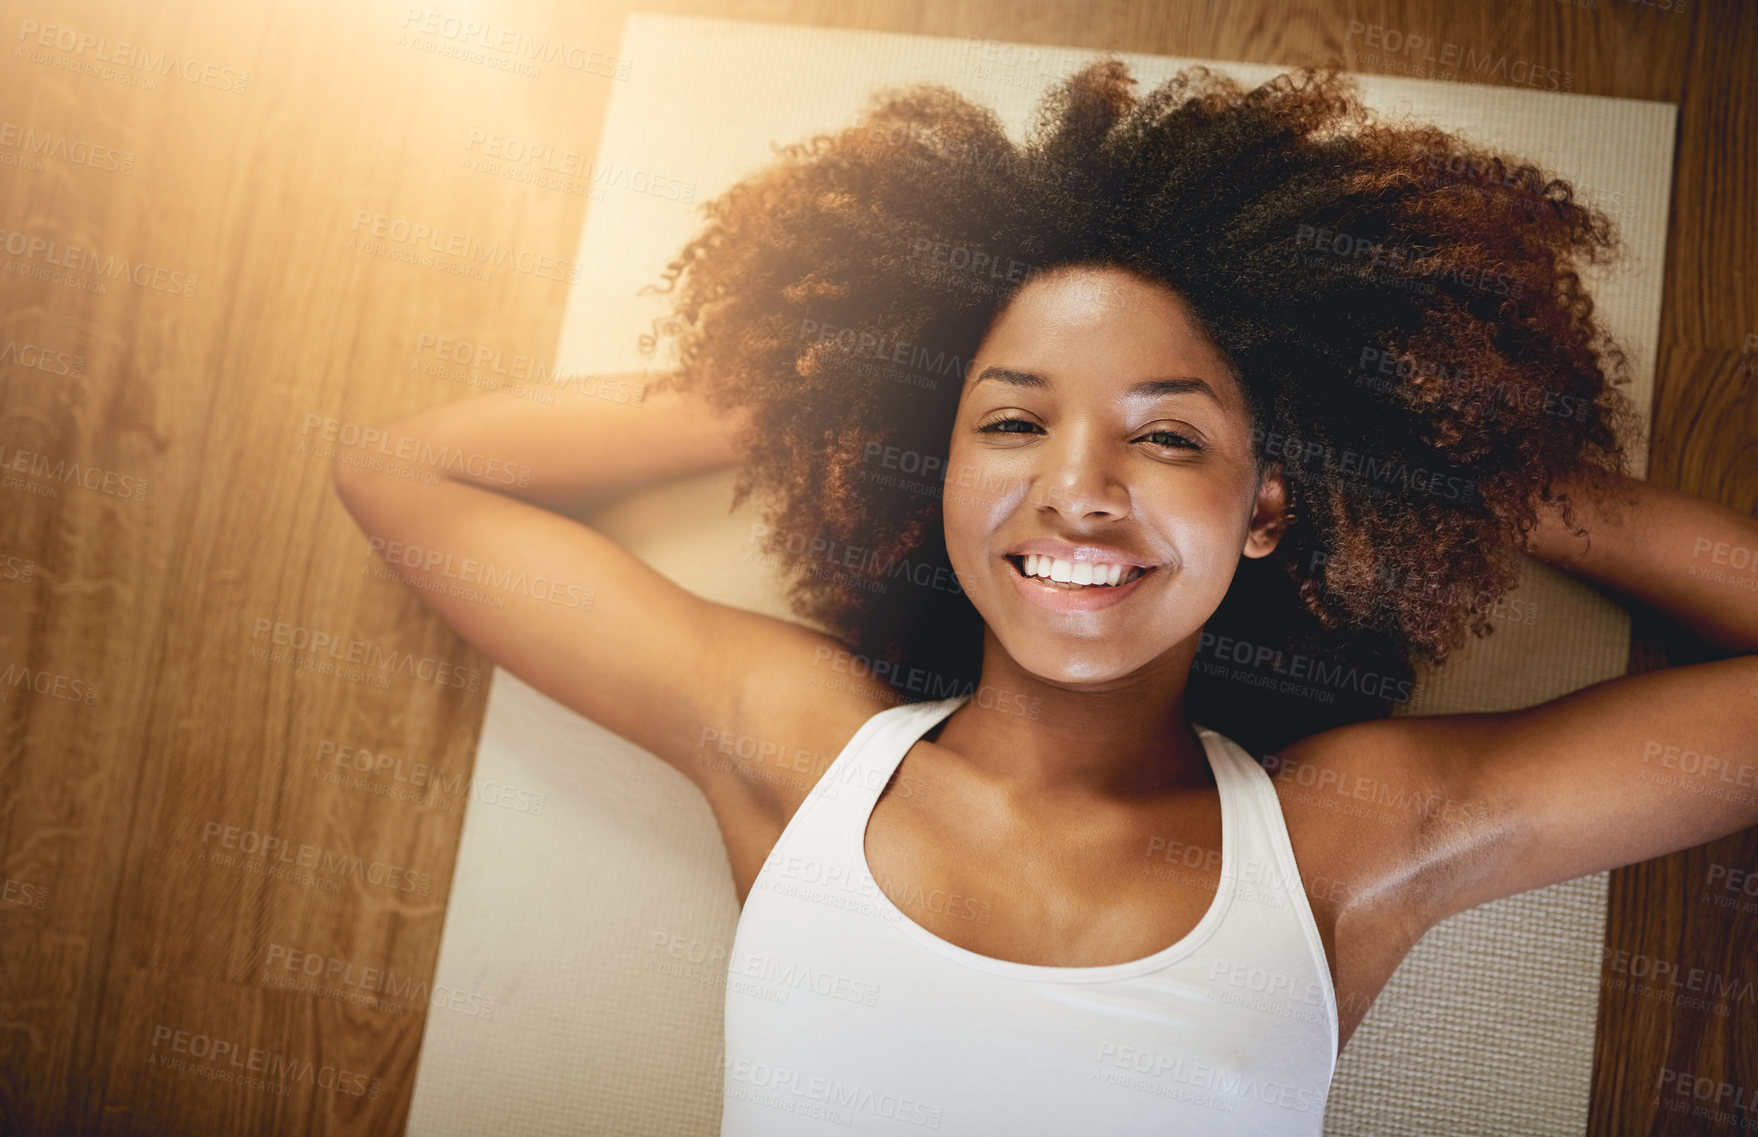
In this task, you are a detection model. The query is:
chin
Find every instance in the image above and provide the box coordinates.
[991,624,1157,686]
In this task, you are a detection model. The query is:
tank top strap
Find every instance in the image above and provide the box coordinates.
[1196,724,1342,1062]
[796,693,971,815]
[1195,724,1293,877]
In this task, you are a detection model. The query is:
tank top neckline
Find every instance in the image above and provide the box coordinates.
[846,692,1240,984]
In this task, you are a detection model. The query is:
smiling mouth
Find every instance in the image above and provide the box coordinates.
[1005,554,1154,589]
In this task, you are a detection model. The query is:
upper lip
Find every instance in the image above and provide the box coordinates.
[1003,538,1162,569]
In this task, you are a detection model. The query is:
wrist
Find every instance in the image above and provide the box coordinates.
[1517,471,1642,568]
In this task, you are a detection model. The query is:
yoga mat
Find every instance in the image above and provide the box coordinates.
[405,15,1674,1136]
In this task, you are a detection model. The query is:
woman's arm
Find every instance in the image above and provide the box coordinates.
[329,377,892,808]
[348,373,756,514]
[1522,472,1758,651]
[1271,472,1758,936]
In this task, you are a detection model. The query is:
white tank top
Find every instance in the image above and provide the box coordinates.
[720,692,1339,1136]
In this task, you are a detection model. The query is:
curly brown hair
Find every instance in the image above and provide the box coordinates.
[640,61,1636,752]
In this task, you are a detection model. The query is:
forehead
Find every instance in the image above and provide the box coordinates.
[972,266,1241,402]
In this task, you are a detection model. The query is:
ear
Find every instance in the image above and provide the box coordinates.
[1242,464,1290,559]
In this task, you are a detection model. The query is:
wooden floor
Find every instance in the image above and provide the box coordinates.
[0,0,1750,1133]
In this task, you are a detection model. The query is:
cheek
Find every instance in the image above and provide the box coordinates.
[940,451,1018,572]
[1138,479,1252,578]
[1198,517,1258,589]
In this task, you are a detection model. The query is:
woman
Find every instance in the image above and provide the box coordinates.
[333,63,1758,1134]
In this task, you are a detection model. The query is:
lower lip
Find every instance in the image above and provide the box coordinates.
[1004,557,1157,612]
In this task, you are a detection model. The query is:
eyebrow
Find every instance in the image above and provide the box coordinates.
[973,366,1223,404]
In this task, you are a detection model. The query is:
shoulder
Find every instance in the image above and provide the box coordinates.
[1264,717,1477,837]
[696,612,903,830]
[1260,715,1505,933]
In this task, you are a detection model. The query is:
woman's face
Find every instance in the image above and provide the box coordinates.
[942,263,1287,685]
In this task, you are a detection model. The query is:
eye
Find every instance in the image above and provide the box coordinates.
[1137,428,1204,452]
[975,414,1042,436]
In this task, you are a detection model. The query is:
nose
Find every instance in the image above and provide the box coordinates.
[1030,423,1130,520]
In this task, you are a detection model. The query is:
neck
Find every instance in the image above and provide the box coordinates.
[933,624,1212,802]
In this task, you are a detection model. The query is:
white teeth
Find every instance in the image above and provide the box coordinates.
[1016,555,1145,587]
